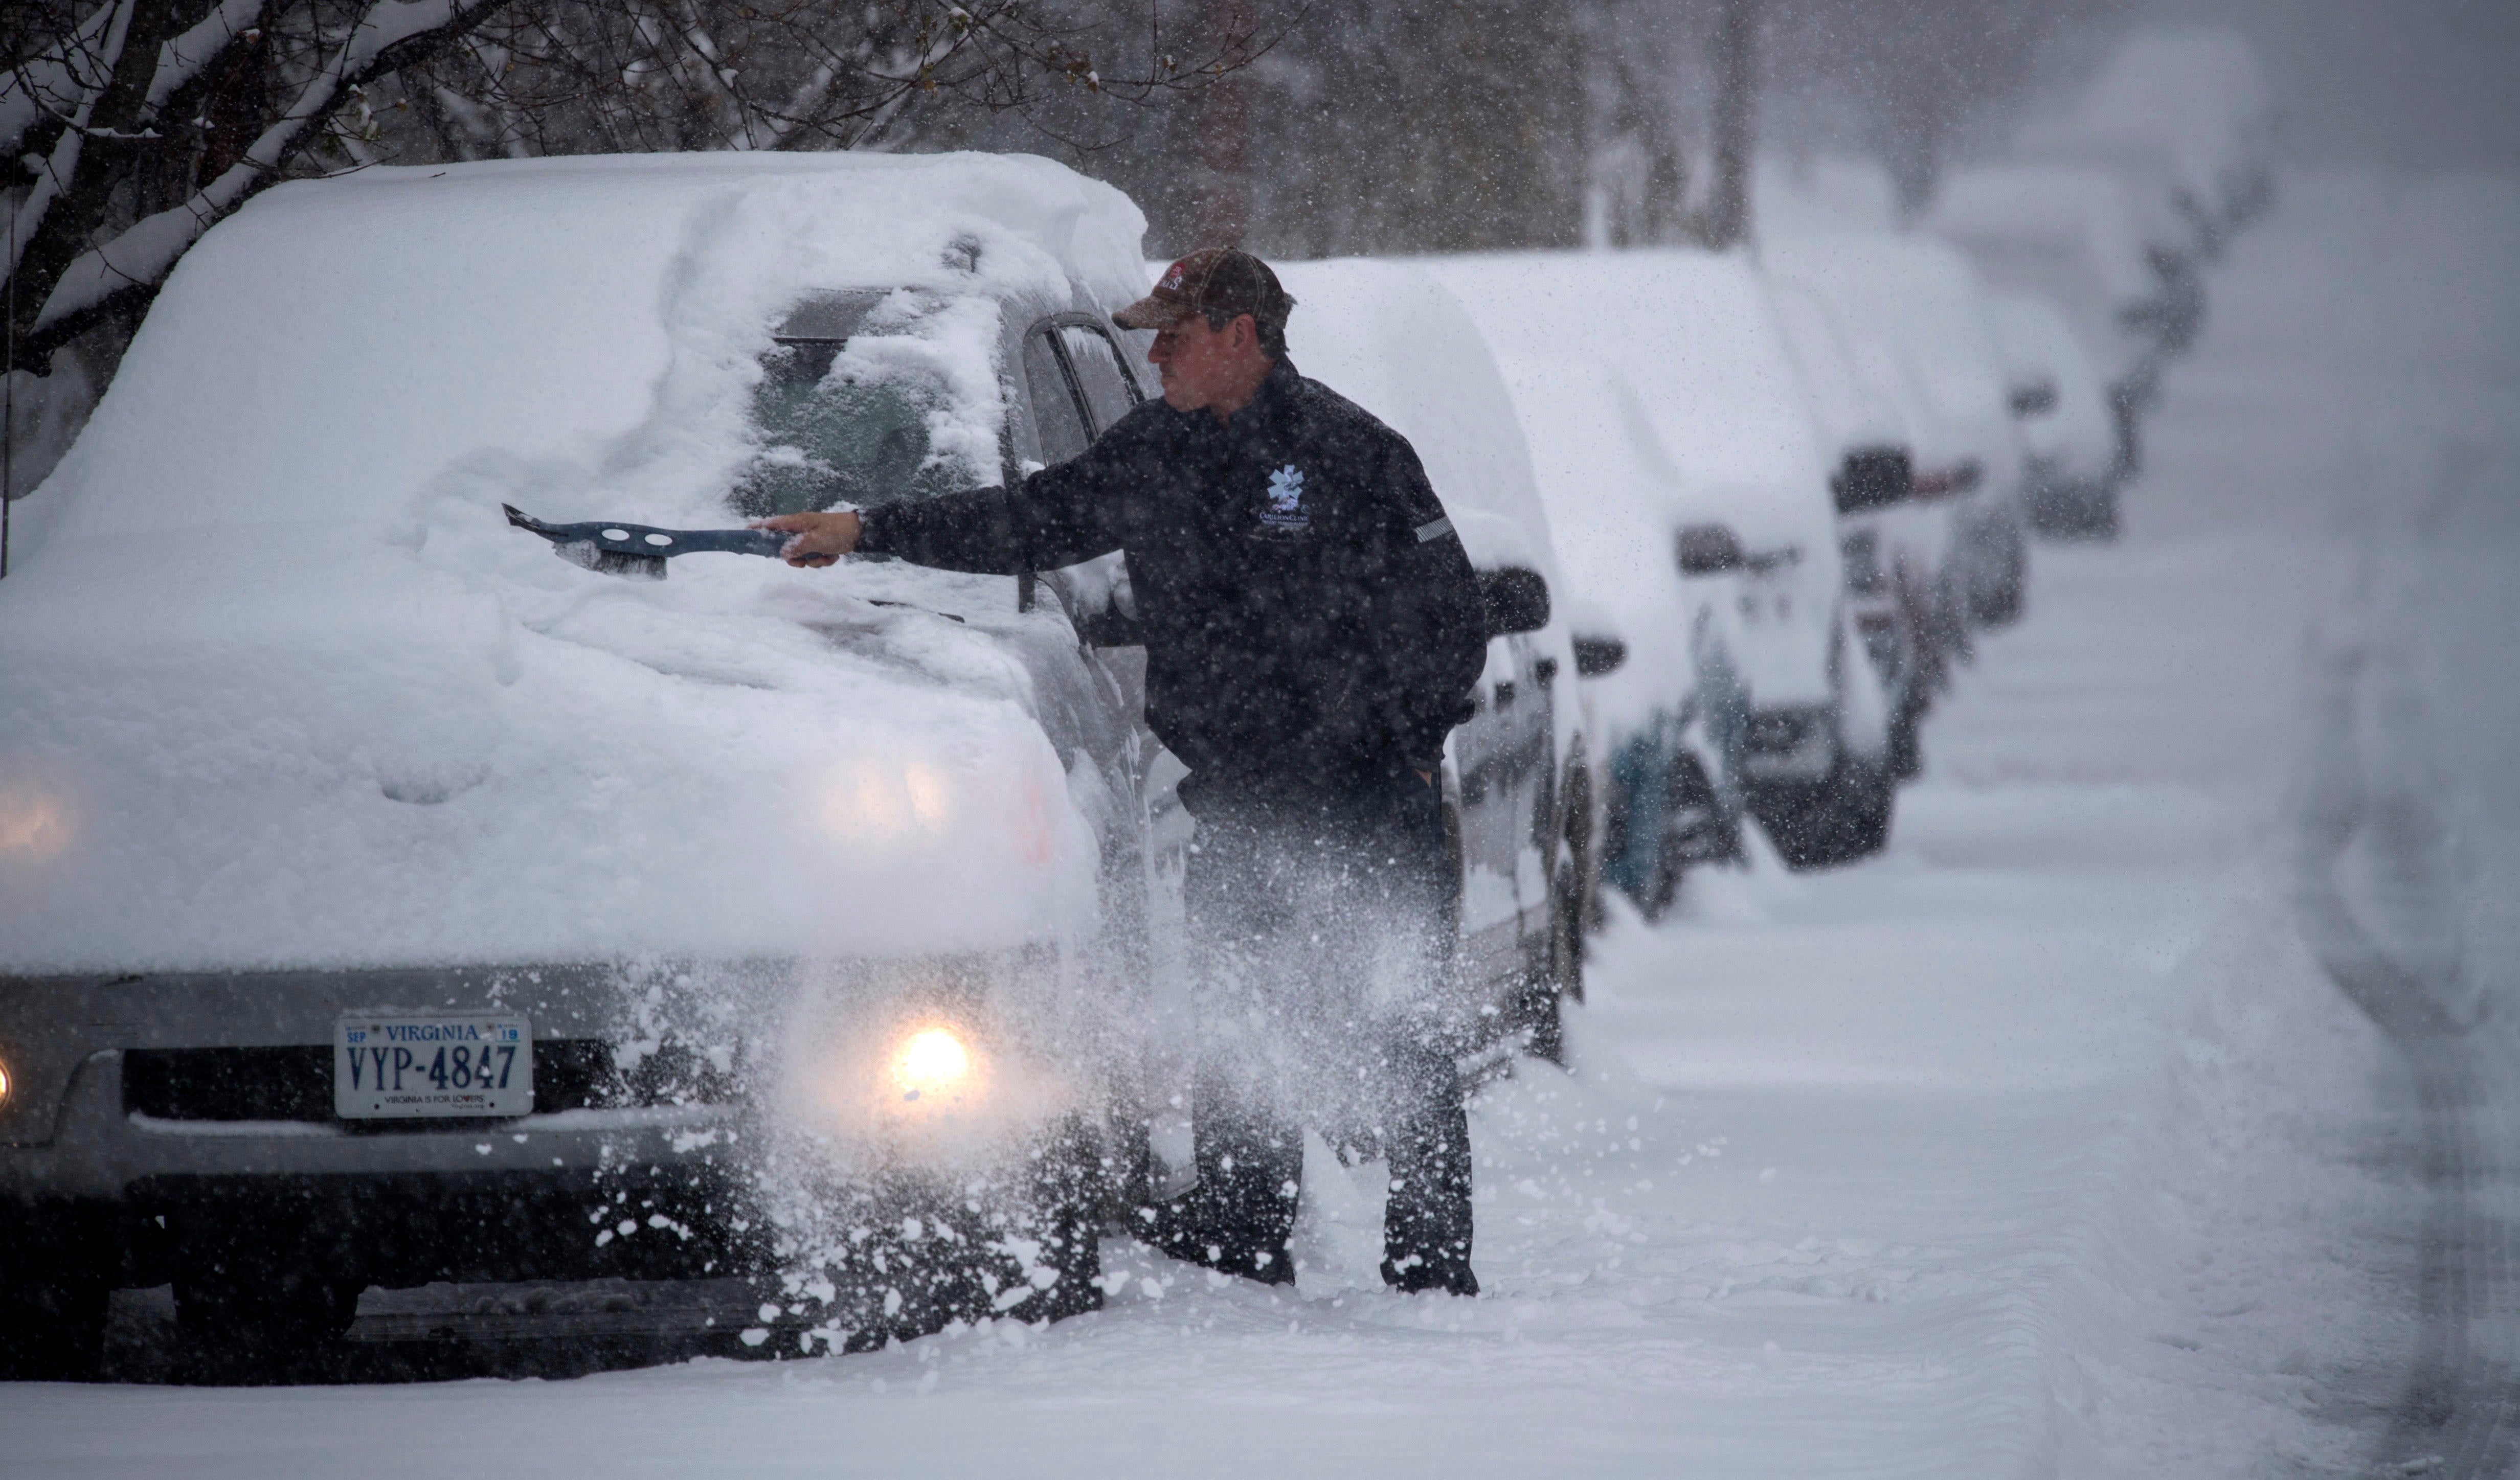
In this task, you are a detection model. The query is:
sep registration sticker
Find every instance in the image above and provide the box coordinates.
[335,1014,533,1120]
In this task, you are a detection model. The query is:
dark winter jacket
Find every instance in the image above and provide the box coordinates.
[859,358,1488,805]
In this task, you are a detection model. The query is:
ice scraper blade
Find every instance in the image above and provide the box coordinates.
[502,504,791,580]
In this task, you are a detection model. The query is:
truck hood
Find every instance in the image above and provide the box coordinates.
[0,525,1099,973]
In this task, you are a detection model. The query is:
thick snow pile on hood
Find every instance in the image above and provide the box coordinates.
[1425,248,1842,710]
[0,152,1148,972]
[1986,289,2118,483]
[1267,258,1579,753]
[1761,234,2026,501]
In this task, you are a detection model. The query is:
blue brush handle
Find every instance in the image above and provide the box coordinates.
[504,505,790,559]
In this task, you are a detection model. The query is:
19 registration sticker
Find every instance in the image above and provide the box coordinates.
[335,1014,533,1119]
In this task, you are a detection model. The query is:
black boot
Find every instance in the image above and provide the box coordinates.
[1379,1038,1477,1296]
[1153,1080,1301,1286]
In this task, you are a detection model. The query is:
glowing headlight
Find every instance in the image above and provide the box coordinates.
[890,1028,971,1102]
[0,1055,11,1107]
[0,785,73,861]
[818,760,955,844]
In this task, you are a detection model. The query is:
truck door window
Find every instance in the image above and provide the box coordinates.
[1023,327,1093,466]
[1055,324,1145,431]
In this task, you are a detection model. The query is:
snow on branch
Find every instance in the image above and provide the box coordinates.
[32,0,508,335]
[0,0,132,158]
[145,0,283,112]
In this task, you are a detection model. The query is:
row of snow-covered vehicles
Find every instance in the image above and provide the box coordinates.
[0,31,2271,1377]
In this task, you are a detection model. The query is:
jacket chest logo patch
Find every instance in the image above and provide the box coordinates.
[1259,464,1310,532]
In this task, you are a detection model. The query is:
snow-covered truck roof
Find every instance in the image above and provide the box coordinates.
[0,151,1158,971]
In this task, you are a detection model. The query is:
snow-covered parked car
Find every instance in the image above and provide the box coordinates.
[1922,161,2203,446]
[1266,259,1593,1056]
[0,154,1562,1378]
[1983,289,2124,538]
[1429,248,1894,871]
[1483,346,1746,916]
[1763,234,2033,631]
[1767,283,1938,781]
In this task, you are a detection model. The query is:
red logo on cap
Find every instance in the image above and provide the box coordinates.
[1161,262,1186,290]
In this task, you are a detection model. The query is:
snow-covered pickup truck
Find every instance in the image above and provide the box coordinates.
[0,153,1569,1377]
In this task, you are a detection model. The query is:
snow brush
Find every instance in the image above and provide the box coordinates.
[503,504,790,580]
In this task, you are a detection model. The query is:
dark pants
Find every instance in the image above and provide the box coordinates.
[1155,770,1477,1295]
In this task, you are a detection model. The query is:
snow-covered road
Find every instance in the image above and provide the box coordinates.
[8,168,2515,1478]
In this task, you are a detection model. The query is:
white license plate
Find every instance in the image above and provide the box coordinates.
[334,1014,533,1119]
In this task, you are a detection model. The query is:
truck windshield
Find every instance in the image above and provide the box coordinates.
[733,290,1001,519]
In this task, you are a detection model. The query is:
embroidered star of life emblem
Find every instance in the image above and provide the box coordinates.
[1261,464,1309,531]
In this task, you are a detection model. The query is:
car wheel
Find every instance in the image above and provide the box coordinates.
[1888,692,1926,783]
[1516,856,1579,1066]
[175,1272,362,1375]
[1970,517,2029,628]
[764,1121,1109,1354]
[1750,754,1894,871]
[1000,1115,1108,1326]
[0,1279,111,1381]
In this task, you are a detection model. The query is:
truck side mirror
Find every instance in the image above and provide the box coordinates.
[1572,634,1628,677]
[1478,566,1550,639]
[1675,523,1746,576]
[1830,448,1914,515]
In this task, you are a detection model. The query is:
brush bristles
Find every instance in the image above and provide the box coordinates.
[557,542,667,580]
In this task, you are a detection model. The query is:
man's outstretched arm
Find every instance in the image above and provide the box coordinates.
[757,412,1163,572]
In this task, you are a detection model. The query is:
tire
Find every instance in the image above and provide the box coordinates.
[766,1122,1108,1354]
[1888,690,1926,784]
[1517,856,1579,1066]
[0,1279,111,1381]
[1970,514,2029,628]
[1749,753,1894,871]
[1001,1117,1107,1326]
[175,1272,362,1377]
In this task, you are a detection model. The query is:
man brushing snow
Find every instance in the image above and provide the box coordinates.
[763,248,1488,1296]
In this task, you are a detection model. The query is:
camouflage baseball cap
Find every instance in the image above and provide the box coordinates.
[1114,247,1294,341]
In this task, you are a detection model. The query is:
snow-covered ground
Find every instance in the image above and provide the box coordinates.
[8,167,2516,1478]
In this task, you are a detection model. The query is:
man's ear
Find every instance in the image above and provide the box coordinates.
[1231,313,1260,353]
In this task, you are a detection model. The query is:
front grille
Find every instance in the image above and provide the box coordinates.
[125,1041,622,1123]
